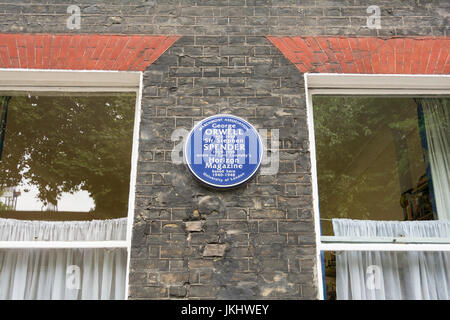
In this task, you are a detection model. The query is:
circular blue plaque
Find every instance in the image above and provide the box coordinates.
[184,114,263,188]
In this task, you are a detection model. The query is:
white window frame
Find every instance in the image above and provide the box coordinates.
[304,73,450,300]
[0,68,143,300]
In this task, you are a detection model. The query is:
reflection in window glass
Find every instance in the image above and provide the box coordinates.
[313,97,449,236]
[314,96,450,300]
[0,93,136,220]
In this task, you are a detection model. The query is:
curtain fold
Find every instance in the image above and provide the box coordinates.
[333,218,450,300]
[0,218,127,300]
[419,98,450,220]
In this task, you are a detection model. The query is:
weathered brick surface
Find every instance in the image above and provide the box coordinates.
[0,0,447,37]
[0,0,448,300]
[129,35,314,300]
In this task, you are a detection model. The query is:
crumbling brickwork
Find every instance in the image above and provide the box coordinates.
[0,0,447,299]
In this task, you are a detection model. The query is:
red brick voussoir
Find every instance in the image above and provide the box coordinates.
[268,36,449,75]
[0,33,180,71]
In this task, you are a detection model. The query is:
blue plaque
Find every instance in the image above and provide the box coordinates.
[185,114,263,188]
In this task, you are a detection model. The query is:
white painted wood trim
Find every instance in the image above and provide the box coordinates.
[309,89,450,96]
[0,241,128,249]
[304,73,324,301]
[0,69,141,92]
[321,236,450,244]
[0,86,139,92]
[124,71,143,300]
[306,73,450,90]
[319,243,450,252]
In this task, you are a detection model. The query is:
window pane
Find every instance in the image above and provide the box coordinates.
[323,250,450,300]
[313,97,449,236]
[0,93,136,220]
[0,248,127,300]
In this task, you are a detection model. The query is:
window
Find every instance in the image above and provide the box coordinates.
[0,70,142,299]
[305,74,450,300]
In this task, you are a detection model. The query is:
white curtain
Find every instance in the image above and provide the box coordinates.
[420,98,450,220]
[0,218,127,300]
[333,218,450,300]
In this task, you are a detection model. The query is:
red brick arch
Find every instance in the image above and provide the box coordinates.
[267,36,449,74]
[0,33,179,71]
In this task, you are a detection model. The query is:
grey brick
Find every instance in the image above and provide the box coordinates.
[11,0,440,302]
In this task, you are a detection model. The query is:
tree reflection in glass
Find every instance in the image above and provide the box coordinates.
[0,93,136,220]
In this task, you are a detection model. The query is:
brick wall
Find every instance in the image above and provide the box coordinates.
[0,0,447,300]
[0,33,178,70]
[269,36,450,73]
[0,1,447,36]
[132,35,313,299]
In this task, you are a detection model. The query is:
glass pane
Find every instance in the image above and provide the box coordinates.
[0,93,136,221]
[323,250,450,300]
[0,248,127,300]
[313,97,449,236]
